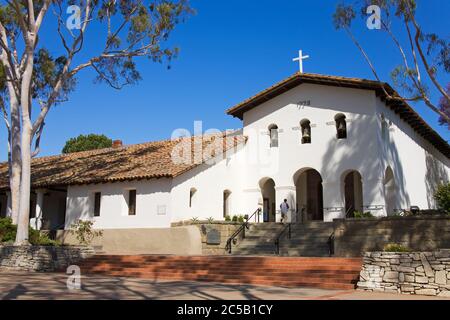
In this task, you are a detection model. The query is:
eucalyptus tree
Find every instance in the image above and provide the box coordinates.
[333,0,449,125]
[0,0,192,244]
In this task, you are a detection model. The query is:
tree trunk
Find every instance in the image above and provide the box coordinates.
[14,126,32,245]
[10,99,21,224]
[15,45,35,246]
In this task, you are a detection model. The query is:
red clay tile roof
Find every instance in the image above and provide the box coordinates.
[0,131,246,191]
[226,72,450,158]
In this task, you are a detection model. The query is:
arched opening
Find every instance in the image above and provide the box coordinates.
[294,169,323,221]
[300,119,311,144]
[343,171,363,217]
[335,113,347,139]
[223,190,231,218]
[189,188,197,208]
[260,178,276,222]
[384,167,396,215]
[268,124,279,148]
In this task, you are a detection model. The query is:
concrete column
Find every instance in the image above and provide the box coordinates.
[6,191,12,219]
[275,186,296,223]
[362,177,386,217]
[33,189,46,230]
[322,180,344,222]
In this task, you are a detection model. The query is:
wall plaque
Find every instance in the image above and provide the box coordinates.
[206,229,221,245]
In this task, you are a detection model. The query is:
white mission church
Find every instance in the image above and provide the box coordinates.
[0,72,449,231]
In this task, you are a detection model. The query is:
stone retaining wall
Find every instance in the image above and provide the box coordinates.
[0,245,95,272]
[333,216,450,257]
[357,250,450,297]
[172,221,242,255]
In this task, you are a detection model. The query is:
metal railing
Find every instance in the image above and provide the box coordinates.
[225,208,261,254]
[327,232,335,256]
[274,223,291,255]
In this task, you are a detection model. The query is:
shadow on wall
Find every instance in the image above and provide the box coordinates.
[383,123,410,212]
[319,112,410,215]
[320,114,378,212]
[425,151,449,208]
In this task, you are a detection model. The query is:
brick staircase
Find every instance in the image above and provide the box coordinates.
[77,255,362,290]
[231,222,334,257]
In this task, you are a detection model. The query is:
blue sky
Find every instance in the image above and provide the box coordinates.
[1,0,449,160]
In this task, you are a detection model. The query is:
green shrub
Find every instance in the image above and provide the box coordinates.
[0,217,59,246]
[383,243,411,252]
[29,230,60,246]
[69,220,103,246]
[231,215,238,222]
[353,211,374,218]
[224,215,231,222]
[237,215,245,223]
[207,217,215,224]
[190,217,199,223]
[0,218,17,243]
[434,183,450,214]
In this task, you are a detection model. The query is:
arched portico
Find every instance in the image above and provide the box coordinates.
[384,166,397,216]
[342,170,363,217]
[259,178,276,222]
[294,168,324,222]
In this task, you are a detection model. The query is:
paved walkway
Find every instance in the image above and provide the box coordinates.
[0,271,448,300]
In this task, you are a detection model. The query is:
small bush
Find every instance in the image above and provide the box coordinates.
[190,217,199,223]
[237,215,245,223]
[383,243,411,252]
[224,215,231,222]
[0,218,17,243]
[353,211,374,218]
[434,183,450,214]
[29,230,60,246]
[0,217,59,246]
[70,220,103,246]
[207,217,215,224]
[231,215,238,222]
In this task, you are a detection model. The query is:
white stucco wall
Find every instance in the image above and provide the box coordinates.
[65,179,172,229]
[62,82,450,229]
[240,83,385,221]
[376,97,450,212]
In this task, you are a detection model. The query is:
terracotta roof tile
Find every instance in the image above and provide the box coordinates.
[0,131,246,190]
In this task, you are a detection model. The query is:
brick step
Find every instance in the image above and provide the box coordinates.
[79,265,361,273]
[80,257,361,269]
[84,270,358,289]
[83,269,360,280]
[80,259,362,268]
[85,255,361,262]
[76,255,361,290]
[81,264,361,273]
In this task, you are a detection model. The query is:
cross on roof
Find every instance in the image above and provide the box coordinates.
[292,50,310,73]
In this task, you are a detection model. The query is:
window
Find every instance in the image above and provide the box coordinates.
[157,205,167,216]
[268,124,279,148]
[189,188,197,208]
[128,190,136,216]
[93,192,101,217]
[223,190,231,218]
[335,114,347,139]
[300,119,311,144]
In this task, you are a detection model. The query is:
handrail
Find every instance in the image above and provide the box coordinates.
[225,208,261,254]
[274,223,291,255]
[327,232,335,256]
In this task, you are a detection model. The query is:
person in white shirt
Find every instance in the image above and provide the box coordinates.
[280,199,289,223]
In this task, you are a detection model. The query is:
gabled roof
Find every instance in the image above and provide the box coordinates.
[226,72,450,158]
[0,131,246,191]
